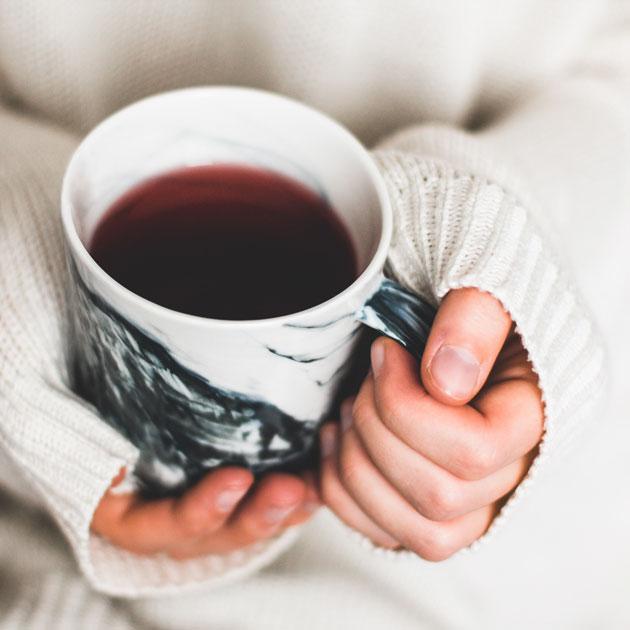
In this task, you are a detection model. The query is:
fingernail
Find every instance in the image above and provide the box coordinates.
[340,399,354,433]
[320,428,337,459]
[428,344,480,400]
[265,504,298,524]
[371,340,385,377]
[215,487,248,513]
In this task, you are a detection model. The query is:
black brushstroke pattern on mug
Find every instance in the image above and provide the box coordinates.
[66,261,435,498]
[67,263,321,498]
[357,278,436,358]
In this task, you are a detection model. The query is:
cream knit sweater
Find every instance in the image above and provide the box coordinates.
[1,1,629,628]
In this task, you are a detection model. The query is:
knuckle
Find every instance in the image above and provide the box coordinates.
[236,513,265,540]
[283,510,313,528]
[338,456,362,491]
[177,511,209,538]
[423,480,462,522]
[522,381,545,441]
[233,529,262,549]
[379,386,410,432]
[455,436,498,480]
[320,474,340,509]
[351,397,371,432]
[338,443,363,491]
[369,533,400,550]
[406,526,458,562]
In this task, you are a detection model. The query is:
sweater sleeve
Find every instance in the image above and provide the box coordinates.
[369,4,629,551]
[0,106,301,597]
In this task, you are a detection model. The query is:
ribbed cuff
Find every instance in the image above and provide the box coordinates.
[1,372,303,596]
[0,105,303,597]
[87,524,302,597]
[368,148,606,552]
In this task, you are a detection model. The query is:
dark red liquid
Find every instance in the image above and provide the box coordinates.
[90,165,357,320]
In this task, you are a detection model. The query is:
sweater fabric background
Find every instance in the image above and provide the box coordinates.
[0,1,629,628]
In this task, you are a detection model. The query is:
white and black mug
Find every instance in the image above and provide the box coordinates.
[61,87,435,497]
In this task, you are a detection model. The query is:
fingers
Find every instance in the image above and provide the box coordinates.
[419,288,512,405]
[485,331,539,387]
[331,424,496,561]
[221,472,306,547]
[167,473,310,559]
[349,384,535,521]
[92,467,254,554]
[283,470,321,526]
[176,467,255,532]
[93,464,321,560]
[370,338,543,480]
[318,292,542,560]
[319,423,400,549]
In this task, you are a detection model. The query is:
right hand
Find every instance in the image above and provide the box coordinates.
[92,467,319,559]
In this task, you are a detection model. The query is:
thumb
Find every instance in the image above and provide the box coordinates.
[420,288,512,405]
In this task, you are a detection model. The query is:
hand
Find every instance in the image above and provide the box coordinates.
[92,467,319,560]
[319,287,543,561]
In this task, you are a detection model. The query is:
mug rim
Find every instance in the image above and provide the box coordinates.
[60,86,392,330]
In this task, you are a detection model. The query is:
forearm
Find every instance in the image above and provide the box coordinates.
[0,106,302,596]
[366,17,629,541]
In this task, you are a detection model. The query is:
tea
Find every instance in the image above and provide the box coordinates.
[90,165,358,320]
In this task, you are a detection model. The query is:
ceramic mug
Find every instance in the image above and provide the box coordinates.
[61,87,436,497]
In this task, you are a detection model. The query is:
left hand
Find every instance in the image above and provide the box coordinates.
[93,468,319,560]
[319,287,544,561]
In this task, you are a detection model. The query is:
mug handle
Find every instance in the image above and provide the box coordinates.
[356,276,437,358]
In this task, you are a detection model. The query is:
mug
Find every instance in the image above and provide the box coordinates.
[61,87,436,497]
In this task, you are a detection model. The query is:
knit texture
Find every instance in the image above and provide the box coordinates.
[0,107,301,597]
[373,145,606,553]
[0,0,626,619]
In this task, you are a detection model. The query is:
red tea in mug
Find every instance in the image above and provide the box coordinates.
[90,165,358,320]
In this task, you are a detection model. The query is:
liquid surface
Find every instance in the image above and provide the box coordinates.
[90,165,357,320]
